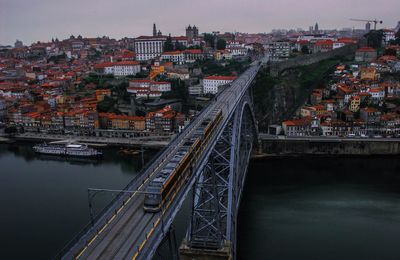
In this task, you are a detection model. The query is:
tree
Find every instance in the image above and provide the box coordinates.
[216,39,226,50]
[97,96,116,113]
[164,35,174,52]
[4,126,17,134]
[364,30,384,49]
[301,45,309,54]
[384,48,397,56]
[174,40,185,51]
[203,33,216,48]
[113,81,128,99]
[391,30,400,45]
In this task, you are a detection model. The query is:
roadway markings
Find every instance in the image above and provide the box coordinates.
[75,122,202,259]
[73,85,243,259]
[130,120,221,260]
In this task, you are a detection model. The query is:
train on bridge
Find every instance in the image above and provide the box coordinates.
[144,108,223,212]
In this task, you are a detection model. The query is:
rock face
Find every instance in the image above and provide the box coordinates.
[253,58,342,132]
[270,45,356,76]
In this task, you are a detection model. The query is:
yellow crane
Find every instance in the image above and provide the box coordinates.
[350,18,383,30]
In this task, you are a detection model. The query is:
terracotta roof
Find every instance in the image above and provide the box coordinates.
[162,51,182,55]
[356,47,376,52]
[204,76,237,81]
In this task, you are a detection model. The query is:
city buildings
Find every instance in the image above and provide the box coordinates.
[134,35,167,61]
[355,47,377,62]
[203,75,237,94]
[267,40,291,61]
[186,25,199,41]
[281,48,400,137]
[94,61,141,76]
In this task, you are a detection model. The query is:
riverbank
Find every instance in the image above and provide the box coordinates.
[0,136,15,144]
[251,153,400,160]
[258,136,400,156]
[4,132,171,149]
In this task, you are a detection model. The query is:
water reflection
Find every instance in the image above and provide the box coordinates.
[237,157,400,260]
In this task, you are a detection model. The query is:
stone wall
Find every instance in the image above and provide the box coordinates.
[269,45,357,76]
[259,139,400,155]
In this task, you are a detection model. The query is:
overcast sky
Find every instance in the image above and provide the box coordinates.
[1,0,399,45]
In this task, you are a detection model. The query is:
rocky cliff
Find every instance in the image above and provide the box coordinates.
[253,58,341,131]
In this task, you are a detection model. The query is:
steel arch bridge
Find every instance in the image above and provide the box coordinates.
[181,91,258,259]
[57,63,261,260]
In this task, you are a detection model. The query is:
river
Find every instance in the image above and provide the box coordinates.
[1,144,400,259]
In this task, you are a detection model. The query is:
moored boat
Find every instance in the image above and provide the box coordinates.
[33,142,102,158]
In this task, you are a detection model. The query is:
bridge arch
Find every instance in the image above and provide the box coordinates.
[183,89,258,259]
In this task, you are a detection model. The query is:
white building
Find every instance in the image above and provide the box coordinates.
[95,61,141,76]
[184,49,204,63]
[368,87,385,101]
[226,41,248,56]
[161,51,185,64]
[150,82,171,92]
[383,29,396,44]
[128,80,171,93]
[134,36,167,61]
[267,41,291,61]
[188,85,203,96]
[172,36,189,48]
[112,61,141,76]
[203,76,237,94]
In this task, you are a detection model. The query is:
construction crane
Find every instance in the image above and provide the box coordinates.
[350,18,383,30]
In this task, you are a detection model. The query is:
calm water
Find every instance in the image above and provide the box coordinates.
[238,157,400,260]
[1,144,400,259]
[0,143,150,259]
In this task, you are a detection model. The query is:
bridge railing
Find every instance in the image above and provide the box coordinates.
[54,102,213,259]
[54,63,261,259]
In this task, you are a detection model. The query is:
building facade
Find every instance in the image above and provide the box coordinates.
[203,76,237,94]
[134,36,167,61]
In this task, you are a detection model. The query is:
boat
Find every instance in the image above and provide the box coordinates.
[33,142,102,158]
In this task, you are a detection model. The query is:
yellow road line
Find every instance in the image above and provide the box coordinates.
[80,111,222,260]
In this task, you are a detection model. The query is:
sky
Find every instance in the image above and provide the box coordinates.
[0,0,399,46]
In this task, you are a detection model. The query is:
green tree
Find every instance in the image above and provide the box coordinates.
[301,45,309,54]
[97,96,116,113]
[384,48,397,56]
[390,30,400,45]
[164,35,174,52]
[174,40,185,51]
[364,30,384,49]
[113,81,128,99]
[4,126,17,134]
[216,39,226,50]
[203,33,216,48]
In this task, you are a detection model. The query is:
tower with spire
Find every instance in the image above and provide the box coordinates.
[186,25,199,40]
[314,22,319,34]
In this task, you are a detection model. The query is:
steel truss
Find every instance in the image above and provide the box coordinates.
[187,90,257,257]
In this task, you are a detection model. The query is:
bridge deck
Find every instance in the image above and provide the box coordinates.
[60,64,260,260]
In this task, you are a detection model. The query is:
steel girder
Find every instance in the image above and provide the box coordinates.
[188,90,258,256]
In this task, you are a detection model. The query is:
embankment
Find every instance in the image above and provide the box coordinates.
[258,138,400,156]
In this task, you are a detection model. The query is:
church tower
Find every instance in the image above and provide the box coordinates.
[314,22,319,33]
[153,23,157,37]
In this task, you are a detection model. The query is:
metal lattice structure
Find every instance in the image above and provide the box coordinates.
[186,90,258,257]
[56,63,261,260]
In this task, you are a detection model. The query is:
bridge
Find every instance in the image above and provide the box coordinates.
[56,62,261,260]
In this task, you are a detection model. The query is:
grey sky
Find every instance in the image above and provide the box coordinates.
[1,0,399,45]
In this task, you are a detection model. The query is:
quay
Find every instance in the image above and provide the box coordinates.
[10,133,172,149]
[258,134,400,156]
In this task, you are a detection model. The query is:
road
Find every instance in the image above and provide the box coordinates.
[259,133,400,142]
[60,64,260,260]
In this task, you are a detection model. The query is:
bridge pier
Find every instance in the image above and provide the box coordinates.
[179,239,232,260]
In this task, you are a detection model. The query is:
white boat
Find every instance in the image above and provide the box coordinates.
[33,142,102,158]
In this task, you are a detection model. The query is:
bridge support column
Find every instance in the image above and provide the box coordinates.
[179,239,232,260]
